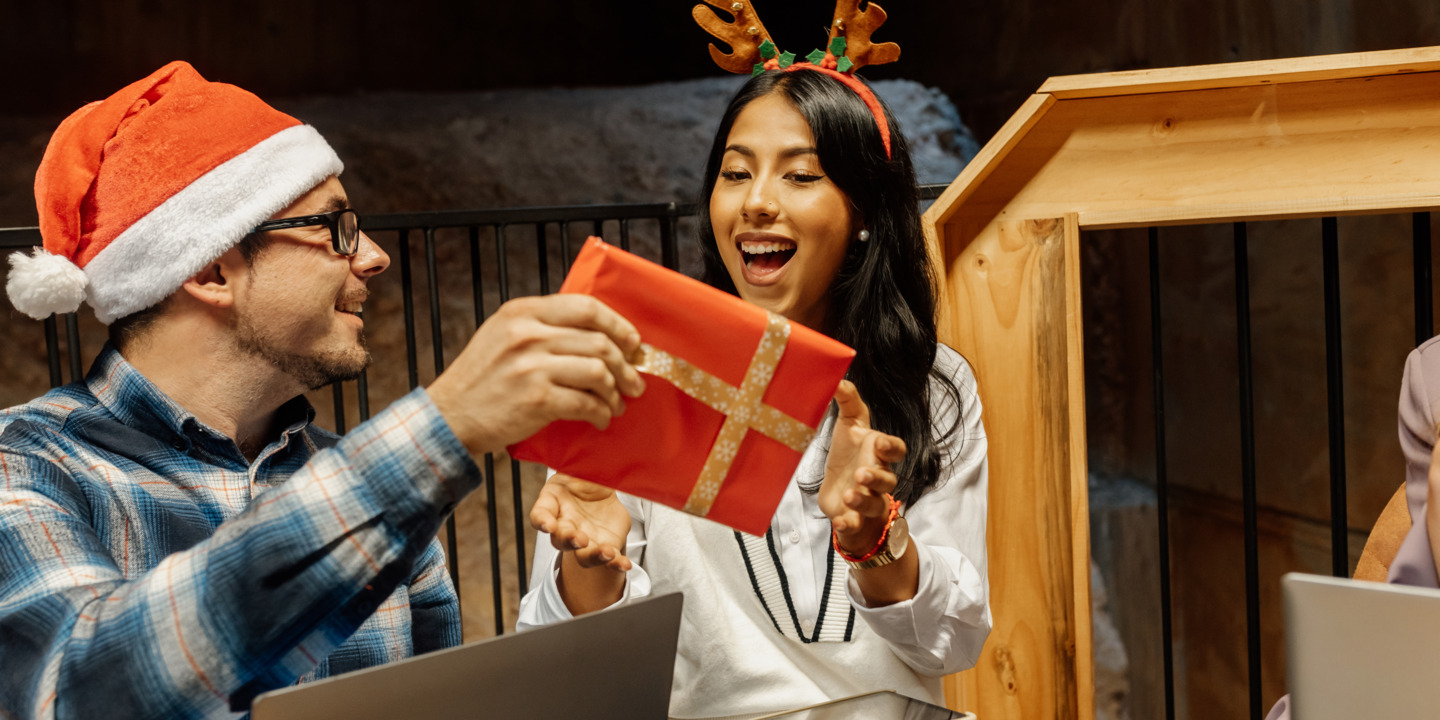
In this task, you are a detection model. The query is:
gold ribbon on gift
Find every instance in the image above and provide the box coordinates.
[630,311,819,518]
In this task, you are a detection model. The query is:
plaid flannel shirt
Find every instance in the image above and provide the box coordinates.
[0,345,482,719]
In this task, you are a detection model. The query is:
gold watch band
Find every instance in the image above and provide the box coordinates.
[845,515,909,570]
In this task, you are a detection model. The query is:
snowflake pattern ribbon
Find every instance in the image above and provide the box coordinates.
[629,311,818,518]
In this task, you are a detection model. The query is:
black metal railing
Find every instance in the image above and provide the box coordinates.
[0,183,948,638]
[1138,212,1435,720]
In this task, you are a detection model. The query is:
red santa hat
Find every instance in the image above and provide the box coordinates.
[6,60,342,324]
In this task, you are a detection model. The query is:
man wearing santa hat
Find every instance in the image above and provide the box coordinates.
[0,61,645,719]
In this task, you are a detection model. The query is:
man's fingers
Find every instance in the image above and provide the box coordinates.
[524,295,643,359]
[834,380,871,429]
[543,329,646,400]
[546,356,627,419]
[533,385,617,432]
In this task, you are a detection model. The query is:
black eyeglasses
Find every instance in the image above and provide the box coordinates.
[250,209,361,256]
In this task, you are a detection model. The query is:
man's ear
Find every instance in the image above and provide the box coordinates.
[180,246,247,308]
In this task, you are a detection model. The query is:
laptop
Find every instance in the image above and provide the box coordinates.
[1284,573,1440,719]
[251,592,683,720]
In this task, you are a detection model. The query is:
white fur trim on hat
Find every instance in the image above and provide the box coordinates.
[82,124,343,324]
[6,248,89,320]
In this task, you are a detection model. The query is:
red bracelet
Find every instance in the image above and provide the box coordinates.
[832,494,902,563]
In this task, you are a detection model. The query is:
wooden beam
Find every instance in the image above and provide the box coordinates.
[949,70,1440,236]
[923,93,1057,230]
[937,216,1091,720]
[931,45,1440,719]
[1039,45,1440,99]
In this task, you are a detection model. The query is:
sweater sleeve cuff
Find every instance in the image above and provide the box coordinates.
[517,550,653,628]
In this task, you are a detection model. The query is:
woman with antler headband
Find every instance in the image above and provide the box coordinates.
[519,2,990,715]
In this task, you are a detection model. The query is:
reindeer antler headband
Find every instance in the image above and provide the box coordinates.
[693,0,900,158]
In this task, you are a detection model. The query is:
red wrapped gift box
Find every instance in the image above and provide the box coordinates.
[509,237,855,536]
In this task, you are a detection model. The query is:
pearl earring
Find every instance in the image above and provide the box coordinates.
[858,229,871,242]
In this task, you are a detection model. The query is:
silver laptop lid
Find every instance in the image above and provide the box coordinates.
[252,592,683,720]
[1284,573,1440,720]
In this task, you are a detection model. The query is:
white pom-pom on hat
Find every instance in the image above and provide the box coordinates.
[6,248,88,320]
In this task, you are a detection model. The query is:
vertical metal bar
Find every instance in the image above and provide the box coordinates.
[398,229,419,390]
[536,223,551,296]
[484,453,504,636]
[423,227,460,601]
[490,225,510,632]
[425,228,446,378]
[356,367,371,422]
[64,313,82,382]
[1322,217,1348,578]
[511,457,528,595]
[331,384,347,435]
[1148,227,1176,720]
[660,204,679,271]
[619,218,631,252]
[506,223,542,591]
[496,225,511,302]
[560,221,574,276]
[1416,212,1433,345]
[43,316,62,388]
[592,219,604,241]
[470,226,485,327]
[1234,221,1262,720]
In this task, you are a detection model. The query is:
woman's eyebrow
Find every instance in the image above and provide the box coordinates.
[723,144,818,158]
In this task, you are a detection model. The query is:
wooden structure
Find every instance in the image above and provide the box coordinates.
[925,46,1440,719]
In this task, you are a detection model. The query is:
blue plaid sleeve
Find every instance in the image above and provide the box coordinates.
[0,388,481,720]
[408,540,462,655]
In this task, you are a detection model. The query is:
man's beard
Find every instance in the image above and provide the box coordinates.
[234,314,371,391]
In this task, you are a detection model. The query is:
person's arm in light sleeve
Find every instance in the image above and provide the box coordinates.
[846,353,992,676]
[1388,341,1440,587]
[518,491,652,628]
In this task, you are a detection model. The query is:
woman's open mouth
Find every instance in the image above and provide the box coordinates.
[739,237,797,277]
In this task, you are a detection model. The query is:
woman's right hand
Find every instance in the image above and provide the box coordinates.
[530,473,633,573]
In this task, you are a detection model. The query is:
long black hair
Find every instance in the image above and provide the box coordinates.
[695,69,962,506]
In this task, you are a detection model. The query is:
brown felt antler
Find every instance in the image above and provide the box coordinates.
[827,0,900,72]
[693,0,775,75]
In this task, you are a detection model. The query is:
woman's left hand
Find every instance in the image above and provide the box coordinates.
[819,380,908,555]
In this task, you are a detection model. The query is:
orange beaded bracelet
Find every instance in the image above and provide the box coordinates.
[832,494,902,563]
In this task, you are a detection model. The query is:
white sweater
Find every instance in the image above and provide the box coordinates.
[518,345,991,719]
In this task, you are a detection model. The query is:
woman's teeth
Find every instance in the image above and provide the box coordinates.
[740,239,797,274]
[336,302,364,314]
[742,240,796,255]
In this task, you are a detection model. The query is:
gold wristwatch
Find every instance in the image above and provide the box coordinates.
[845,514,909,570]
